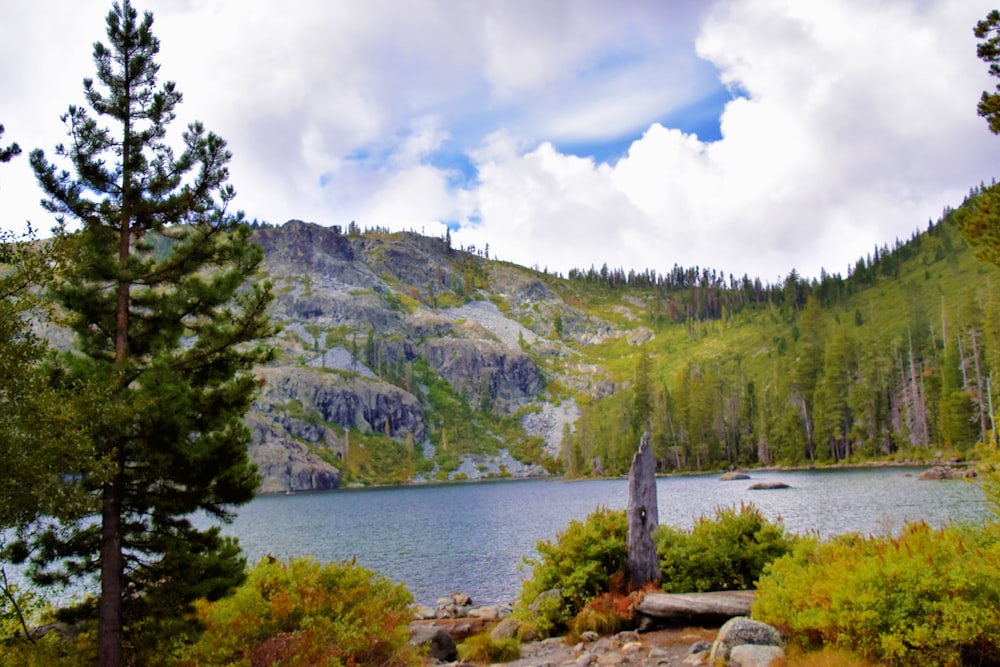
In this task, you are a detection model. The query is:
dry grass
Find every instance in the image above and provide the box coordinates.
[784,646,879,667]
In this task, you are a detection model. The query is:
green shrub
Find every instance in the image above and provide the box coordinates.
[456,633,521,663]
[514,504,794,637]
[753,522,1000,666]
[656,503,796,592]
[176,556,420,667]
[0,577,95,667]
[515,507,627,635]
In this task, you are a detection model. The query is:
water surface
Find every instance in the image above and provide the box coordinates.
[226,467,987,606]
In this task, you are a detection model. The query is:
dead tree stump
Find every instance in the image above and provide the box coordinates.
[626,428,660,589]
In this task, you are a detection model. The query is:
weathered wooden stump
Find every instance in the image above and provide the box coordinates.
[626,428,660,589]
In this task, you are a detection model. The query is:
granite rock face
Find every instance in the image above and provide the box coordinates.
[422,338,543,413]
[248,416,341,494]
[240,222,571,492]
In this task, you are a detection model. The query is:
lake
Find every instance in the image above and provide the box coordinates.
[224,467,988,607]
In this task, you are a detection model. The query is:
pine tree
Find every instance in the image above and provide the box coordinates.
[975,10,1000,135]
[631,345,652,432]
[791,296,825,460]
[0,124,20,163]
[1,126,95,533]
[24,3,274,665]
[960,11,1000,266]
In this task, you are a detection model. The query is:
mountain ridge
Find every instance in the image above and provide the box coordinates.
[245,200,1000,491]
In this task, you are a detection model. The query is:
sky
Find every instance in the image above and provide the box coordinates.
[1,0,998,284]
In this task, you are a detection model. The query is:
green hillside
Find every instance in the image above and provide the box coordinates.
[237,186,1000,487]
[538,197,1000,476]
[14,197,999,489]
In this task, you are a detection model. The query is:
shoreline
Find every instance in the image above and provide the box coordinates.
[261,456,967,496]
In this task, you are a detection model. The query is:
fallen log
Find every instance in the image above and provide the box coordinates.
[635,590,755,621]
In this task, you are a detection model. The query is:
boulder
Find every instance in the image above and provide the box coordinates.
[412,605,437,621]
[728,644,786,666]
[708,617,782,664]
[918,466,977,480]
[408,625,457,662]
[720,471,751,481]
[468,604,508,620]
[748,482,790,490]
[490,617,521,641]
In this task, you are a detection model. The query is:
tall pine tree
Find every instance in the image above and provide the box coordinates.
[25,2,274,664]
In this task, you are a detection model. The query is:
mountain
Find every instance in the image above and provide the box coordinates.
[247,221,584,491]
[245,199,1000,492]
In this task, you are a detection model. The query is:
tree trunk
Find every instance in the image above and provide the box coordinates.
[98,475,123,667]
[626,428,660,589]
[971,329,989,444]
[101,124,131,666]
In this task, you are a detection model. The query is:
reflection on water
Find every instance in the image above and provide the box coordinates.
[225,467,987,606]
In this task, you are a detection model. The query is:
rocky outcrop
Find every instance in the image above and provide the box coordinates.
[256,220,359,279]
[918,465,977,480]
[248,415,341,494]
[258,367,425,441]
[247,367,427,492]
[408,625,457,662]
[748,482,790,490]
[422,338,543,413]
[357,233,457,289]
[241,221,648,487]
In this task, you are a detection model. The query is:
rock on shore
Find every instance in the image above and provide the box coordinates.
[409,592,787,667]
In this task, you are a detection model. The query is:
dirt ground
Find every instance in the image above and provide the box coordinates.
[502,625,721,666]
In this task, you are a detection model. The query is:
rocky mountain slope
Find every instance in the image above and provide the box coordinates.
[246,220,614,492]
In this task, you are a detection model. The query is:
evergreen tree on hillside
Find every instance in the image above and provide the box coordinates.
[974,10,1000,134]
[24,3,274,665]
[791,296,825,460]
[960,11,1000,266]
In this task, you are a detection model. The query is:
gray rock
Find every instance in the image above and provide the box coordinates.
[688,640,711,655]
[709,617,782,663]
[491,617,522,641]
[530,588,565,615]
[647,646,672,660]
[412,605,437,620]
[468,604,504,619]
[918,465,977,480]
[409,625,457,662]
[747,482,790,490]
[728,644,786,667]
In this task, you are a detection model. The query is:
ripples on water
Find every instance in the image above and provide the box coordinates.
[225,467,987,606]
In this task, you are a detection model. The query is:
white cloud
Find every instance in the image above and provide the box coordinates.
[1,0,996,285]
[459,0,999,281]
